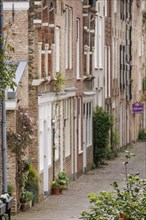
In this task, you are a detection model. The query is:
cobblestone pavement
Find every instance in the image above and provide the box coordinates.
[12,142,146,220]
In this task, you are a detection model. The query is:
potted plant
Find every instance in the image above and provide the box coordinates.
[58,172,69,190]
[20,190,33,211]
[51,180,61,195]
[0,193,13,210]
[0,199,6,216]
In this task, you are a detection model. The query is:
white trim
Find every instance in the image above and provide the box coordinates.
[38,91,76,104]
[3,2,29,10]
[6,100,16,110]
[33,19,42,24]
[42,23,49,27]
[34,1,42,6]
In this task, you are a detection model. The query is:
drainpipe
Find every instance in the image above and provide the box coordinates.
[0,0,7,193]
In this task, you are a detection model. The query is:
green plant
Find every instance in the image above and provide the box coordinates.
[26,163,39,190]
[7,106,36,201]
[20,190,33,203]
[51,72,66,92]
[93,107,113,165]
[7,184,13,194]
[80,151,146,220]
[0,24,17,94]
[51,180,60,189]
[58,172,69,187]
[112,128,120,149]
[138,129,146,140]
[142,10,146,22]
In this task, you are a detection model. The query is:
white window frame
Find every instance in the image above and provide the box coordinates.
[69,8,73,69]
[76,18,80,79]
[38,42,42,78]
[78,97,82,152]
[105,45,108,98]
[113,0,117,13]
[94,16,98,68]
[65,99,71,157]
[65,6,73,70]
[98,16,103,68]
[108,46,111,97]
[65,8,69,69]
[56,26,60,73]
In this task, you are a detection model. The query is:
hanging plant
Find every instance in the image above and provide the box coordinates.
[51,72,66,92]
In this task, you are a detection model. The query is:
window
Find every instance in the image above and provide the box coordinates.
[65,7,73,70]
[38,42,42,78]
[65,99,71,157]
[120,45,124,91]
[69,8,73,69]
[98,17,103,68]
[78,97,82,152]
[76,18,80,78]
[126,0,131,19]
[94,16,98,68]
[108,46,111,97]
[113,0,117,13]
[56,26,60,73]
[83,102,92,147]
[94,16,103,69]
[120,0,124,20]
[65,8,69,69]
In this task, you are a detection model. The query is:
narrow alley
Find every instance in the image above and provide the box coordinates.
[12,142,146,220]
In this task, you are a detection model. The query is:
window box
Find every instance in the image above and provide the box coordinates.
[1,197,13,210]
[0,203,6,216]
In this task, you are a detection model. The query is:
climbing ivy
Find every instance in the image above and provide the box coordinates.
[93,107,113,165]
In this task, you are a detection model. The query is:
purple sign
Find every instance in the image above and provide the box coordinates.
[132,102,143,114]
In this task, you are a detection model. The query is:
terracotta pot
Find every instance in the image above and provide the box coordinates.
[51,188,61,195]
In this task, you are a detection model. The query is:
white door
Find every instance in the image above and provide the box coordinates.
[60,101,64,172]
[83,103,87,172]
[43,103,52,196]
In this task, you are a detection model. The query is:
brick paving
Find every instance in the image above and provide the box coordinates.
[12,142,146,220]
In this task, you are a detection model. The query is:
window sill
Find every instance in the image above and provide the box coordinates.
[79,149,83,155]
[77,77,82,81]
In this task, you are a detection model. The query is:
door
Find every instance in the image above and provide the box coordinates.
[43,103,52,196]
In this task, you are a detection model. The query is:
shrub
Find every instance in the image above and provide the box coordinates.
[138,129,146,140]
[93,107,113,165]
[20,190,33,203]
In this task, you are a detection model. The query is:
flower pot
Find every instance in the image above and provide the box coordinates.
[21,200,32,212]
[0,204,6,216]
[5,197,13,210]
[51,188,61,195]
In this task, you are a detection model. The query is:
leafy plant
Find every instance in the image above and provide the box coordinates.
[138,129,146,140]
[80,151,146,220]
[7,106,36,203]
[51,72,66,92]
[7,184,13,195]
[51,180,60,189]
[93,107,113,165]
[0,24,17,94]
[20,190,33,203]
[142,10,146,22]
[112,128,120,149]
[58,172,69,187]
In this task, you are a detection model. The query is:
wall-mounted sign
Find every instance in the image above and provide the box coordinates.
[132,102,143,114]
